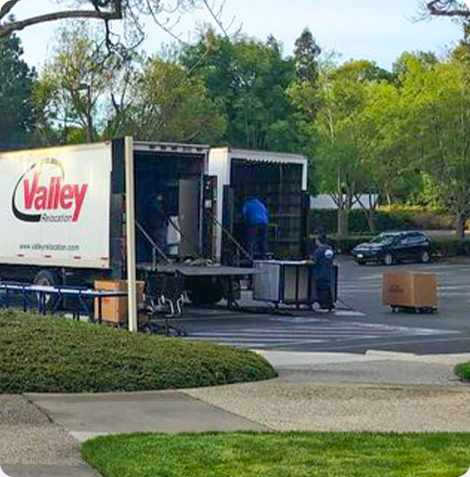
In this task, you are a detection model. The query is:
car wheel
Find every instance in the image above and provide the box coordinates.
[383,253,394,266]
[357,261,366,266]
[420,250,431,264]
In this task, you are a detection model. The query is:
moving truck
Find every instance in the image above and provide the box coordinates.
[0,138,308,305]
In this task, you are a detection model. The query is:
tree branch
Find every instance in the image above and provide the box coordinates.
[0,0,22,21]
[0,7,123,39]
[427,0,470,17]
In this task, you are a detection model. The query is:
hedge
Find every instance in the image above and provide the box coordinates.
[0,311,277,393]
[310,208,455,236]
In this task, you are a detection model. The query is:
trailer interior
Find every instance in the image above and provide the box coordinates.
[133,143,208,266]
[224,158,307,263]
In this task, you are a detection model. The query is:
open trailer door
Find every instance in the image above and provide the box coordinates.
[178,179,200,258]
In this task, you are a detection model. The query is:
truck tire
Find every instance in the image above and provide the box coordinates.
[33,270,61,310]
[187,278,224,306]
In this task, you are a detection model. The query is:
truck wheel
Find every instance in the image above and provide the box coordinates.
[187,278,224,306]
[33,270,61,310]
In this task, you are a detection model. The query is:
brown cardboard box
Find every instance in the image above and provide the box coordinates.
[383,272,438,309]
[94,279,145,324]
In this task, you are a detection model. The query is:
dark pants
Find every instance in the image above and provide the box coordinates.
[246,224,268,260]
[315,280,334,310]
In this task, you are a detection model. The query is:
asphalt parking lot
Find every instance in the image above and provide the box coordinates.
[180,258,470,354]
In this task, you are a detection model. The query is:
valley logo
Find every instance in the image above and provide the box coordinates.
[12,159,89,224]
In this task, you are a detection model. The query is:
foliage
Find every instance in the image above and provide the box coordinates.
[122,57,226,143]
[0,311,276,393]
[305,59,396,237]
[431,238,470,257]
[294,28,321,83]
[82,432,470,477]
[179,29,299,151]
[455,362,470,381]
[399,54,470,238]
[0,34,36,150]
[35,23,125,144]
[311,208,454,236]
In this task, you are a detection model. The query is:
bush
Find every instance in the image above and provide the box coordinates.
[455,362,470,381]
[0,311,276,393]
[310,207,455,236]
[431,239,470,257]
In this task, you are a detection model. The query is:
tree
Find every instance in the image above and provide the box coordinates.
[121,57,226,143]
[311,60,393,237]
[35,23,123,144]
[401,56,470,238]
[294,28,321,82]
[0,33,36,149]
[180,29,298,151]
[353,81,418,231]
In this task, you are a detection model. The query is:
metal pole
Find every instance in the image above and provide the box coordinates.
[125,136,138,332]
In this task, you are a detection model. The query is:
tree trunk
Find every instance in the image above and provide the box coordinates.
[337,207,349,239]
[365,208,376,234]
[456,212,466,240]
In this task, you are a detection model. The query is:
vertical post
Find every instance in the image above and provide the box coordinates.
[124,136,138,332]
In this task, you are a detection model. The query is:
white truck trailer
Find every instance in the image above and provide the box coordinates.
[0,139,309,306]
[208,147,309,265]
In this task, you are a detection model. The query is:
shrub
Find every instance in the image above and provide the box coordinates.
[310,207,455,236]
[455,362,470,381]
[431,239,470,257]
[0,311,276,393]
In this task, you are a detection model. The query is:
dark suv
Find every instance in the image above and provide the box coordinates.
[351,231,432,266]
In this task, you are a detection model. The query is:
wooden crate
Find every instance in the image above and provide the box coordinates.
[383,272,438,311]
[94,279,145,324]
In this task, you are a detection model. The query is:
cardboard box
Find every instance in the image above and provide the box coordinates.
[383,272,438,309]
[94,279,145,324]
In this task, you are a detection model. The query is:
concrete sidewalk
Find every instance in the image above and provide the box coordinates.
[26,391,269,444]
[0,396,99,477]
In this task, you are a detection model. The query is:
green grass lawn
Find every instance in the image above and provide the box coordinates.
[82,432,470,477]
[455,362,470,381]
[0,311,276,393]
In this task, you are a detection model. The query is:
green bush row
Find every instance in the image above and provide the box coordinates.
[310,209,454,235]
[0,311,276,394]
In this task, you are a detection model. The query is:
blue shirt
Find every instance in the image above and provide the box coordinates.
[313,245,335,283]
[242,198,269,226]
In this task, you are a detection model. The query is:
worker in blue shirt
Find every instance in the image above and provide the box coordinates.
[242,197,269,260]
[312,233,335,311]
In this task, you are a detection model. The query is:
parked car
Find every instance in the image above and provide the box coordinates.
[351,231,432,266]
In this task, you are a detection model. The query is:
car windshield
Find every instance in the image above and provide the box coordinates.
[370,234,397,245]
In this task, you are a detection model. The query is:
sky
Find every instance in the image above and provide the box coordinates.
[5,0,465,71]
